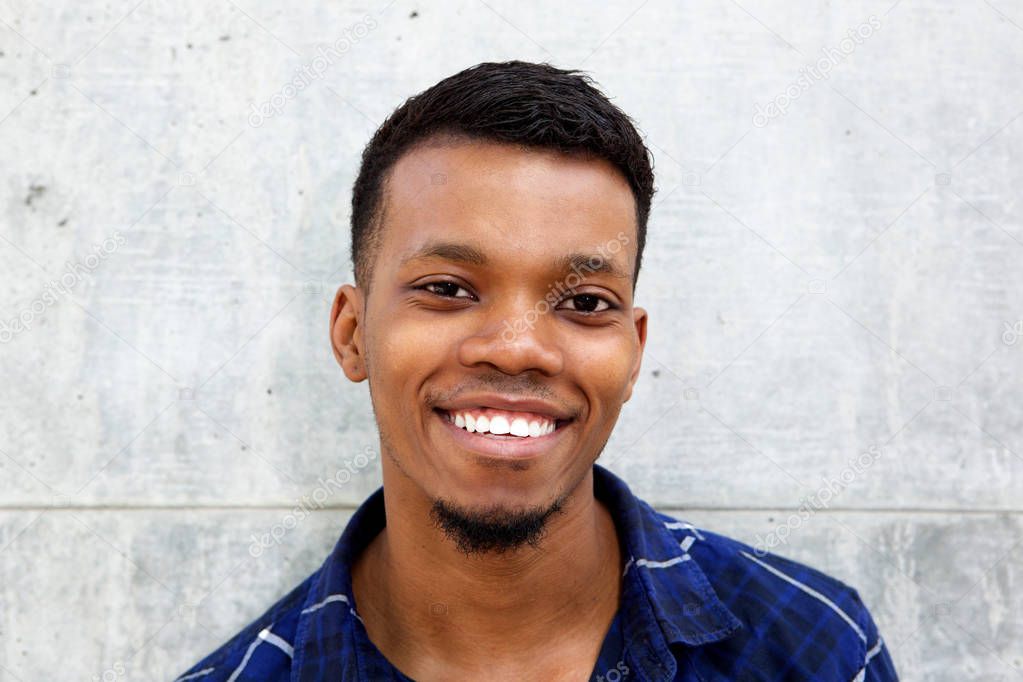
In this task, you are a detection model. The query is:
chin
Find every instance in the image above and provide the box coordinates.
[433,458,574,512]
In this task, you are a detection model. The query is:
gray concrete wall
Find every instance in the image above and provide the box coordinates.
[1,1,1021,679]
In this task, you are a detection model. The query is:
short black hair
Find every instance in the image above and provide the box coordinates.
[350,60,655,290]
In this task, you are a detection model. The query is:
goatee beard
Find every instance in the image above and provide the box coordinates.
[429,494,568,556]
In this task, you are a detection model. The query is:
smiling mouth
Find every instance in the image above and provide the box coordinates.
[433,408,571,440]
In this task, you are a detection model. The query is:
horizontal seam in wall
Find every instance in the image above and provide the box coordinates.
[0,505,1020,514]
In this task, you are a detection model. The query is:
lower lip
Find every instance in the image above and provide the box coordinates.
[434,410,571,460]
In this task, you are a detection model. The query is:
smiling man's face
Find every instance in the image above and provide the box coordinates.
[333,138,647,551]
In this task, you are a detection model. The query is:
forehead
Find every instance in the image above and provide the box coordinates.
[376,139,637,276]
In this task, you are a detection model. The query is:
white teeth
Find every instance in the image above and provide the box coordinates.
[510,418,529,437]
[447,410,558,438]
[488,415,510,435]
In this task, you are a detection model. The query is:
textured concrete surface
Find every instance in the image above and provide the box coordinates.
[1,0,1021,679]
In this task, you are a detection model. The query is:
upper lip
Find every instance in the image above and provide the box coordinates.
[436,393,575,421]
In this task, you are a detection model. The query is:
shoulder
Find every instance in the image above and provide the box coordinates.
[687,521,863,616]
[653,509,898,680]
[173,573,316,682]
[645,505,863,612]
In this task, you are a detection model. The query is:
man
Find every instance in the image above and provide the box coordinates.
[178,61,898,681]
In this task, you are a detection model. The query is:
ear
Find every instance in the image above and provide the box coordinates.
[622,306,647,403]
[329,284,367,382]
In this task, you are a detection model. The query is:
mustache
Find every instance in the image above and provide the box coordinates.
[426,374,569,410]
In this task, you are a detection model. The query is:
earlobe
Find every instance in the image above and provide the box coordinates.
[329,284,367,382]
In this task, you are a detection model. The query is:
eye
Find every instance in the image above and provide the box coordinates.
[557,292,613,313]
[416,280,476,300]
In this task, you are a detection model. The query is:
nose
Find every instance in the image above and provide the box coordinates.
[457,296,565,377]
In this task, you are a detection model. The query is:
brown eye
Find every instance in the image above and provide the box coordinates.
[419,281,474,299]
[558,293,611,313]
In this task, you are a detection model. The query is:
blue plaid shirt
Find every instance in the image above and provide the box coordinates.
[177,464,898,681]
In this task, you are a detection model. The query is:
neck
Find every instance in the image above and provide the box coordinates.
[351,461,623,676]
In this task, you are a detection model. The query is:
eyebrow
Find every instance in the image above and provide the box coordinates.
[400,240,630,280]
[400,241,487,268]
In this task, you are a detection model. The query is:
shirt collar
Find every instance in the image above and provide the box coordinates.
[593,464,743,679]
[292,464,742,681]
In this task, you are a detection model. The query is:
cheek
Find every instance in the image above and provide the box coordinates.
[372,302,443,360]
[567,332,639,406]
[366,312,454,411]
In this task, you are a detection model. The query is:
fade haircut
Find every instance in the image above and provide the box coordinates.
[349,60,656,291]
